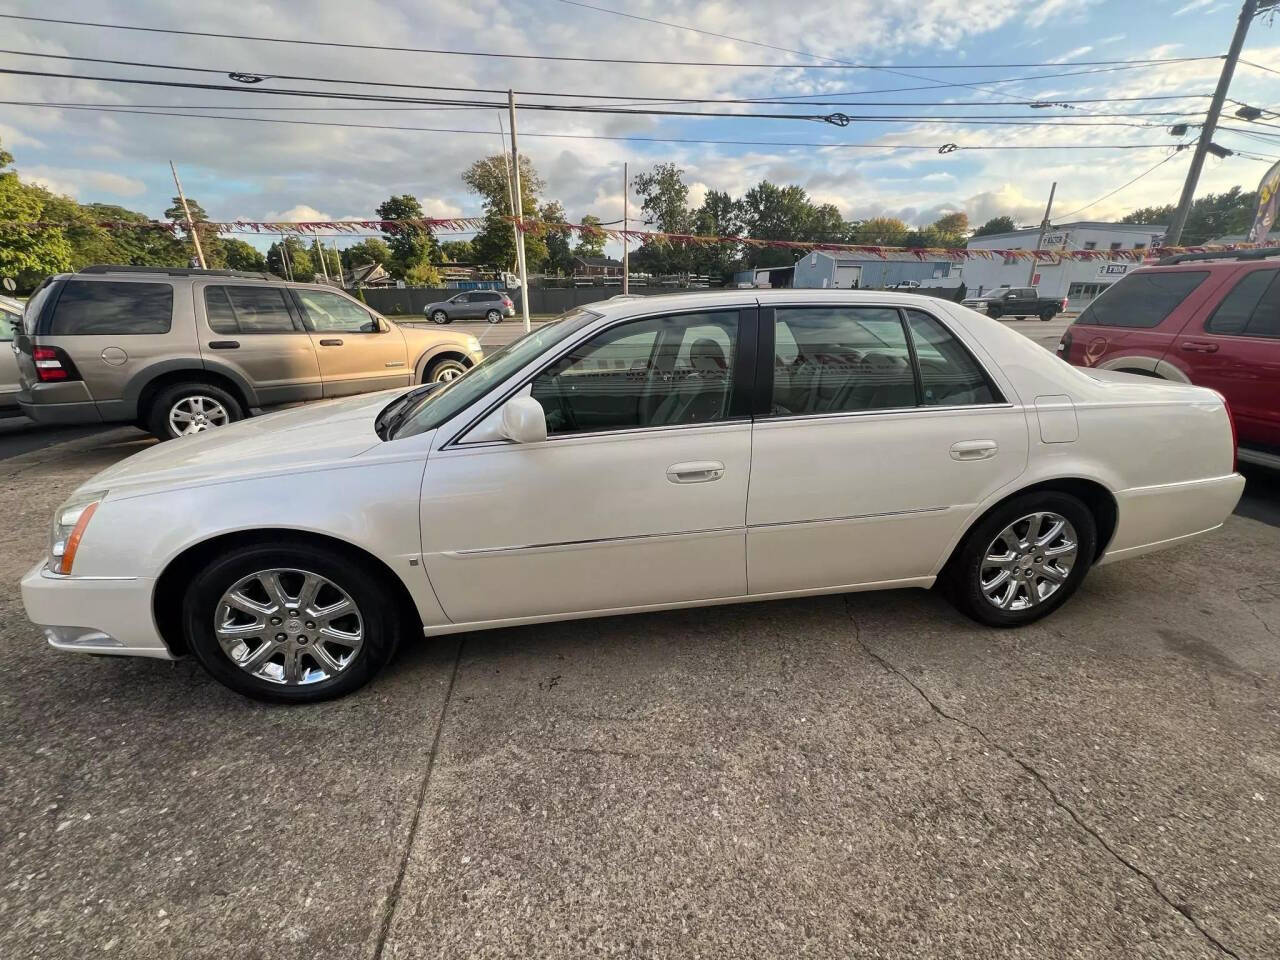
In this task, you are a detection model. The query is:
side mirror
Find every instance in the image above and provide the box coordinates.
[499,396,547,444]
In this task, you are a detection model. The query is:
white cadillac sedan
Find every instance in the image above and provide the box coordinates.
[22,291,1245,702]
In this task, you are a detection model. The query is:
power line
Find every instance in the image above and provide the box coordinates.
[1053,152,1184,219]
[0,13,1222,71]
[0,99,1185,150]
[0,48,1212,112]
[1239,58,1280,77]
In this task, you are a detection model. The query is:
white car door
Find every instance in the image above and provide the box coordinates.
[420,307,755,625]
[747,303,1028,594]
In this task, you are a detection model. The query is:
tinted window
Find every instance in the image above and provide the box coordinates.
[295,289,377,333]
[772,307,916,415]
[49,280,173,335]
[904,310,999,406]
[1207,269,1278,338]
[204,286,296,334]
[1075,271,1208,329]
[1247,276,1280,338]
[0,306,18,341]
[531,311,738,434]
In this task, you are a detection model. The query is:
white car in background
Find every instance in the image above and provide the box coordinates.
[21,290,1244,702]
[1,294,23,414]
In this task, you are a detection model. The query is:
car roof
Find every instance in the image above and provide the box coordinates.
[594,288,959,320]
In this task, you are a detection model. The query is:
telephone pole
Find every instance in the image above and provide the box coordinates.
[332,239,345,288]
[1027,181,1057,286]
[169,161,206,269]
[1167,0,1257,246]
[622,162,629,295]
[507,90,532,333]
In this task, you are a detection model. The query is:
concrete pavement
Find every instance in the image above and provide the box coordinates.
[0,429,1277,958]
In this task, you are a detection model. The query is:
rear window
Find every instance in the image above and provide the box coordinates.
[1074,270,1207,329]
[49,280,173,335]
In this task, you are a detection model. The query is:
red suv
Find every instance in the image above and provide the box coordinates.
[1059,249,1280,465]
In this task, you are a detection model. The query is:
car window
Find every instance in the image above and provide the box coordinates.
[531,310,738,434]
[1245,272,1280,339]
[1207,269,1278,337]
[0,306,18,341]
[49,280,173,335]
[903,310,1000,406]
[204,286,297,334]
[1075,270,1208,329]
[294,289,377,333]
[772,307,916,415]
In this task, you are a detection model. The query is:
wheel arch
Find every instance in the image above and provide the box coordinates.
[130,363,256,422]
[414,348,472,383]
[153,528,423,657]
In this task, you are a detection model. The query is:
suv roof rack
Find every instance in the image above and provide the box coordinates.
[1155,246,1280,266]
[77,265,283,280]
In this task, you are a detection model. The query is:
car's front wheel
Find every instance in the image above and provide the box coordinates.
[147,382,243,441]
[986,305,1003,319]
[943,491,1096,627]
[430,310,449,324]
[183,542,401,702]
[485,309,503,324]
[426,357,468,383]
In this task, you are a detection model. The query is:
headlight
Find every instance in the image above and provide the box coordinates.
[48,492,105,575]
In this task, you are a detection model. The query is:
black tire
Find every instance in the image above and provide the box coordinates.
[942,491,1097,628]
[430,310,450,324]
[183,542,402,703]
[485,309,502,324]
[425,356,468,384]
[146,381,244,441]
[986,305,1003,319]
[1039,308,1056,321]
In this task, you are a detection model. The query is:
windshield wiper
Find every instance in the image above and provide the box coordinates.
[376,383,438,440]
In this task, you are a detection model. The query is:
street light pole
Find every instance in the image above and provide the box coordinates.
[507,90,532,333]
[1167,0,1257,246]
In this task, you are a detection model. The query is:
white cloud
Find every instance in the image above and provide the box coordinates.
[1174,0,1218,14]
[1026,0,1103,28]
[22,166,144,198]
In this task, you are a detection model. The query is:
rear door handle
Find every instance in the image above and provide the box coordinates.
[319,338,344,347]
[666,460,725,483]
[950,440,998,461]
[208,340,239,350]
[1180,341,1219,353]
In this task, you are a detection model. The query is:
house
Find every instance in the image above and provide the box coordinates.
[573,255,623,277]
[343,262,396,288]
[965,221,1167,311]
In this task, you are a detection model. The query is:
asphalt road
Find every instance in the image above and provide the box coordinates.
[1,428,1278,959]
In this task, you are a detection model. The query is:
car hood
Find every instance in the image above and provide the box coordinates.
[81,391,404,499]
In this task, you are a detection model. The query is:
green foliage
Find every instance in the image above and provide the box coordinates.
[163,194,226,267]
[307,240,341,279]
[463,154,547,271]
[404,261,443,286]
[375,195,441,278]
[223,238,268,273]
[266,236,314,282]
[931,211,970,246]
[0,148,72,289]
[538,201,573,276]
[850,217,909,245]
[342,237,391,269]
[440,239,474,262]
[972,216,1017,238]
[1120,186,1257,244]
[573,215,607,259]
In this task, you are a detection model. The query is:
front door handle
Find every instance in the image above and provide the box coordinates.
[666,460,725,484]
[208,340,239,350]
[950,440,998,461]
[1180,341,1219,353]
[319,338,344,346]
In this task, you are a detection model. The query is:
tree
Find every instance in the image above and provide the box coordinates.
[932,211,970,246]
[440,239,474,262]
[266,236,314,282]
[375,195,441,279]
[1121,186,1256,244]
[307,240,341,280]
[404,262,443,286]
[0,143,73,289]
[163,195,226,267]
[972,215,1017,238]
[70,202,185,268]
[539,201,574,276]
[342,237,391,269]
[463,154,547,271]
[632,163,694,274]
[573,215,608,259]
[689,190,743,277]
[850,216,909,245]
[737,181,816,268]
[223,238,267,272]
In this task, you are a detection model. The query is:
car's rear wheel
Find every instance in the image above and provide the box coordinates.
[426,357,468,383]
[485,309,502,324]
[942,491,1096,627]
[147,382,243,441]
[1039,307,1056,321]
[430,310,449,324]
[987,305,1003,319]
[183,542,400,702]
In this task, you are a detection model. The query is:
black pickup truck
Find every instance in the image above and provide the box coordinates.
[961,286,1068,321]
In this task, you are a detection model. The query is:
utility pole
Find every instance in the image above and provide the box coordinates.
[1027,181,1057,286]
[507,90,532,333]
[622,161,629,295]
[169,161,206,269]
[332,239,345,288]
[316,238,330,284]
[279,233,293,282]
[497,114,522,295]
[1167,0,1257,246]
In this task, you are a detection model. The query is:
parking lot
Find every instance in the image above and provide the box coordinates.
[2,319,1278,959]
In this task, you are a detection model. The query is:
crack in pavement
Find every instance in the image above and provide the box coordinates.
[844,598,1242,960]
[371,637,465,960]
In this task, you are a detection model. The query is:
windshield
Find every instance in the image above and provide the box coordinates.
[388,307,602,440]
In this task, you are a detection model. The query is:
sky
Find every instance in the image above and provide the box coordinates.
[0,0,1278,257]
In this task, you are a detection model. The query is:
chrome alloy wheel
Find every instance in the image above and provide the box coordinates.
[433,362,466,383]
[980,512,1078,611]
[214,568,364,685]
[169,395,230,436]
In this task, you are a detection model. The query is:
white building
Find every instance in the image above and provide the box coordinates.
[965,221,1166,311]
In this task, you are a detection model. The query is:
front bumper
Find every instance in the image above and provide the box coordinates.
[20,561,172,659]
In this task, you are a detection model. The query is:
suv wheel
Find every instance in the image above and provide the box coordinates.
[430,310,449,324]
[485,309,503,324]
[987,305,1003,319]
[1039,307,1056,321]
[147,382,243,441]
[183,542,400,702]
[425,357,468,383]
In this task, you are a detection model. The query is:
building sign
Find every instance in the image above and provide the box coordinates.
[1040,232,1070,249]
[1098,262,1129,278]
